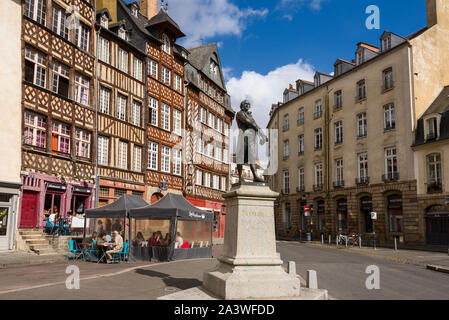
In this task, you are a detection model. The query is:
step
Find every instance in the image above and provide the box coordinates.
[29,244,52,251]
[21,234,45,240]
[25,239,49,245]
[35,249,58,256]
[19,230,43,236]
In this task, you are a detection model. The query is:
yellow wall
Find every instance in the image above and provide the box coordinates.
[414,142,449,195]
[0,0,22,184]
[97,0,118,23]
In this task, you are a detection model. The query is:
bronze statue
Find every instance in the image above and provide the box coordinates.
[236,100,267,183]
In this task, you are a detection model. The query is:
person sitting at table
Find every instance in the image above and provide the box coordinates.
[91,231,98,242]
[132,232,145,247]
[106,231,123,263]
[160,233,170,246]
[105,234,112,243]
[175,232,184,248]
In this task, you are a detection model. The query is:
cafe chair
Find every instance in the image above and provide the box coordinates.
[112,242,129,264]
[66,240,83,261]
[84,241,97,262]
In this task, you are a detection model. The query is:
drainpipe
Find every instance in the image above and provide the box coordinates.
[324,86,333,236]
[94,21,101,209]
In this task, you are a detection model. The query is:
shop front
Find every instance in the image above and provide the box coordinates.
[425,205,449,246]
[19,172,94,230]
[186,196,226,240]
[0,182,21,251]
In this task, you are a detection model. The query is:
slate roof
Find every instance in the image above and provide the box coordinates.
[414,86,449,146]
[188,43,226,91]
[146,8,185,38]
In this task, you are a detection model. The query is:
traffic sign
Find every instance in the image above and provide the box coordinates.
[371,212,377,220]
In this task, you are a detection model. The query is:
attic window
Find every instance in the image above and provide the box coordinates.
[383,35,392,51]
[100,15,109,29]
[118,27,127,40]
[162,34,171,54]
[210,60,218,76]
[426,117,438,140]
[335,63,342,77]
[356,50,364,65]
[131,6,138,17]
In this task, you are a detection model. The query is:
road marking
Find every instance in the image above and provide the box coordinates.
[0,258,214,295]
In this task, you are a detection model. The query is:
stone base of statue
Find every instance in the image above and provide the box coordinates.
[202,183,301,299]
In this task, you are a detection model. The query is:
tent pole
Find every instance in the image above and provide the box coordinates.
[83,215,87,242]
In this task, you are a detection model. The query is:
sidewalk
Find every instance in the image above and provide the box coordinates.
[303,241,449,273]
[0,251,67,269]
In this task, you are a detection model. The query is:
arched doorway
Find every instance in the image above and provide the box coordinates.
[426,205,449,245]
[336,198,347,234]
[151,192,163,204]
[360,196,373,233]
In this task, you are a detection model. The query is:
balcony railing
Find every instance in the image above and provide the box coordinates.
[297,119,304,126]
[313,111,323,119]
[357,132,367,139]
[426,133,437,141]
[333,104,343,111]
[333,180,345,188]
[427,181,442,194]
[282,188,290,195]
[356,177,370,185]
[313,184,324,191]
[298,151,304,156]
[283,125,289,132]
[334,140,343,146]
[296,186,305,192]
[382,172,400,182]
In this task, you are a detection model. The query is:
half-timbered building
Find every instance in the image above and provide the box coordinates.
[95,7,147,206]
[184,43,234,240]
[19,0,96,230]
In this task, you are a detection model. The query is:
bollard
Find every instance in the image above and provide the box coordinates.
[345,237,348,248]
[321,234,324,244]
[307,270,318,289]
[336,236,338,247]
[394,237,398,251]
[329,235,331,245]
[288,261,296,277]
[359,235,362,249]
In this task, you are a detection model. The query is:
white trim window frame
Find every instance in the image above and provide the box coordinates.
[199,107,207,124]
[118,48,128,73]
[162,66,171,86]
[298,135,304,154]
[314,163,323,186]
[162,34,171,55]
[315,128,323,150]
[75,22,90,52]
[334,121,343,145]
[385,147,398,177]
[52,121,71,154]
[25,46,46,88]
[205,172,211,188]
[118,141,128,170]
[149,96,158,126]
[213,175,220,190]
[161,103,170,131]
[358,153,369,179]
[148,141,158,170]
[283,170,290,194]
[24,111,47,148]
[51,60,70,97]
[173,149,182,176]
[74,73,90,106]
[161,146,171,173]
[221,176,227,191]
[52,5,69,40]
[75,128,91,158]
[299,167,305,190]
[148,59,158,78]
[384,68,394,90]
[133,145,142,172]
[131,100,141,127]
[196,169,203,186]
[357,112,367,138]
[384,103,396,131]
[117,94,127,121]
[97,136,109,166]
[133,57,143,81]
[25,0,46,25]
[335,158,344,183]
[99,86,111,114]
[174,73,182,92]
[173,108,182,135]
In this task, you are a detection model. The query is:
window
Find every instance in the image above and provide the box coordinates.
[314,100,322,118]
[51,61,69,98]
[98,136,109,166]
[356,50,364,65]
[208,112,215,128]
[118,141,128,169]
[298,167,305,191]
[357,113,367,138]
[118,48,128,73]
[221,177,227,191]
[174,74,182,92]
[383,68,394,90]
[298,135,304,155]
[173,149,182,176]
[388,195,403,233]
[283,114,289,131]
[133,57,143,81]
[99,87,111,114]
[213,175,220,190]
[224,123,230,137]
[131,6,138,17]
[334,90,343,109]
[196,170,203,186]
[385,147,398,179]
[426,118,438,140]
[335,159,344,184]
[283,140,290,159]
[133,146,142,172]
[148,141,158,170]
[217,118,223,133]
[116,94,127,121]
[25,47,46,88]
[358,153,369,179]
[285,203,292,230]
[162,34,171,54]
[118,27,127,40]
[223,149,228,164]
[210,61,218,76]
[314,163,323,187]
[149,96,158,126]
[315,128,323,150]
[147,59,158,78]
[161,103,170,131]
[283,171,290,194]
[98,37,108,63]
[298,107,305,125]
[162,66,171,85]
[427,154,441,184]
[334,121,343,145]
[199,107,207,124]
[383,36,392,51]
[206,142,214,158]
[215,146,222,162]
[205,172,211,188]
[52,121,70,154]
[357,80,366,100]
[75,23,89,51]
[74,73,89,106]
[100,14,109,28]
[75,128,91,158]
[131,101,141,126]
[25,0,46,25]
[52,6,69,40]
[161,146,171,173]
[384,103,396,131]
[173,109,182,135]
[24,111,46,148]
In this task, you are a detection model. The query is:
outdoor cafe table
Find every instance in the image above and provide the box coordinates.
[78,243,92,261]
[97,243,114,263]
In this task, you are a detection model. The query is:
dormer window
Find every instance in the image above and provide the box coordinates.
[335,63,342,77]
[210,60,218,76]
[382,35,392,51]
[356,50,364,65]
[118,27,127,40]
[131,6,138,17]
[162,34,171,54]
[427,117,438,140]
[100,15,109,29]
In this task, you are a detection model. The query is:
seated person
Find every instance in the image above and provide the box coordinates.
[132,232,145,247]
[160,233,171,246]
[175,232,184,248]
[105,234,112,243]
[148,232,160,247]
[106,231,123,263]
[91,231,98,242]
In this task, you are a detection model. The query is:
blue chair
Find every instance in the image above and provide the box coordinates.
[59,218,71,236]
[112,242,129,264]
[84,241,97,262]
[44,218,55,235]
[66,240,82,261]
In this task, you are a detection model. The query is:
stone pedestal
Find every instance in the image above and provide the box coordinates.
[203,183,301,299]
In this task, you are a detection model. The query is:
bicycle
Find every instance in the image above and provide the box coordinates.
[348,234,361,247]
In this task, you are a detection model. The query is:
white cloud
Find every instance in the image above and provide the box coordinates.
[166,0,268,47]
[226,59,315,129]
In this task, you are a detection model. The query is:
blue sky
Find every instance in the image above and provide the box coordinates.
[126,0,427,126]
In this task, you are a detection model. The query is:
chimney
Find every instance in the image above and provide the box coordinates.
[426,0,438,27]
[140,0,158,19]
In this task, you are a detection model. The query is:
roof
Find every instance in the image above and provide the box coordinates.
[129,193,213,222]
[335,58,355,65]
[85,195,149,218]
[406,26,428,40]
[423,86,449,116]
[357,42,380,52]
[146,8,185,38]
[296,79,314,85]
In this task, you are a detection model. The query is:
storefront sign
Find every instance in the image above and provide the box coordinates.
[73,187,92,194]
[189,212,206,220]
[47,183,67,191]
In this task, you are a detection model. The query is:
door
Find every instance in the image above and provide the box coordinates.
[19,191,39,228]
[426,217,449,245]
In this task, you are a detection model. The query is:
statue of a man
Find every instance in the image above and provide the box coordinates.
[236,100,267,183]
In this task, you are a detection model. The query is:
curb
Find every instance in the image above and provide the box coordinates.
[427,264,449,274]
[0,256,67,269]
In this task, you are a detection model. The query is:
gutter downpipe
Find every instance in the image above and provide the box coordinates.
[94,12,101,209]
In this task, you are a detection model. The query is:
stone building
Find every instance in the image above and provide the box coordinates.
[184,43,234,240]
[267,0,449,246]
[0,0,22,251]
